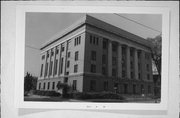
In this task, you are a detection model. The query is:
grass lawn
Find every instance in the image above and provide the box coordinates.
[24,94,159,103]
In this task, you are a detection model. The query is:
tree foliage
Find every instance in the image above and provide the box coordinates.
[24,72,38,92]
[147,35,162,78]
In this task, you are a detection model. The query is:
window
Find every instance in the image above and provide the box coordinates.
[122,70,126,78]
[61,45,64,52]
[67,60,70,68]
[52,82,55,90]
[47,82,50,90]
[130,61,133,70]
[112,68,117,77]
[112,57,117,65]
[75,51,79,61]
[68,52,71,58]
[60,58,64,74]
[91,51,96,61]
[51,51,54,56]
[96,37,99,45]
[42,55,45,60]
[49,61,53,76]
[138,73,141,79]
[138,51,141,59]
[112,44,117,52]
[145,53,150,60]
[103,81,108,91]
[79,36,81,44]
[39,83,41,90]
[102,67,106,75]
[45,63,48,77]
[90,35,92,43]
[103,40,107,49]
[56,49,59,54]
[133,84,136,94]
[146,64,149,71]
[91,64,96,73]
[131,71,134,79]
[93,37,96,44]
[74,64,78,73]
[47,52,49,58]
[102,55,106,64]
[72,80,77,90]
[43,83,46,90]
[148,85,151,94]
[74,38,76,46]
[54,59,58,75]
[90,80,96,91]
[40,64,43,77]
[75,36,81,46]
[147,74,150,80]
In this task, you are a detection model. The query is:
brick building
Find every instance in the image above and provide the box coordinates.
[36,15,154,95]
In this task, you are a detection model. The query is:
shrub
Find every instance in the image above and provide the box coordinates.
[68,92,125,100]
[33,90,61,97]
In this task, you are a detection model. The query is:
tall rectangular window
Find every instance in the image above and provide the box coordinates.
[102,54,106,64]
[72,80,77,90]
[103,81,108,91]
[49,61,53,76]
[112,57,117,65]
[45,63,48,77]
[54,59,58,75]
[103,40,107,49]
[47,82,50,90]
[61,45,65,52]
[112,68,117,77]
[56,49,59,54]
[90,80,96,91]
[67,52,71,58]
[96,37,99,45]
[67,60,70,68]
[39,83,41,90]
[74,64,78,73]
[146,64,149,71]
[90,35,92,44]
[148,85,151,94]
[40,64,43,77]
[60,58,64,74]
[112,44,117,52]
[91,51,96,61]
[147,74,150,80]
[75,51,79,61]
[52,82,55,90]
[79,36,81,45]
[43,83,46,90]
[91,64,96,73]
[102,67,106,75]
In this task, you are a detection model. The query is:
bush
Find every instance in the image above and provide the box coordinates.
[68,92,125,100]
[33,90,61,97]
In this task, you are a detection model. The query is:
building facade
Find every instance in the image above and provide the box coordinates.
[37,15,154,95]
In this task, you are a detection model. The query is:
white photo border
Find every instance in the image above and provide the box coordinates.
[14,3,174,111]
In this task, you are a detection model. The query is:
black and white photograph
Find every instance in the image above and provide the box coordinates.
[24,13,162,103]
[2,1,179,118]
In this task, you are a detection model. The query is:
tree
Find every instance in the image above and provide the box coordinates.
[24,72,38,93]
[147,35,161,97]
[147,35,162,78]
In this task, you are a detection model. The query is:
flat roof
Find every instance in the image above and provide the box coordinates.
[41,14,152,50]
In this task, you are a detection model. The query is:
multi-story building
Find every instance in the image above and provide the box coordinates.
[36,15,154,95]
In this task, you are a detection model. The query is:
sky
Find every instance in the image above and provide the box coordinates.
[25,13,162,77]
